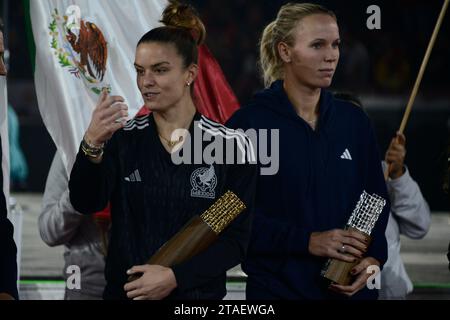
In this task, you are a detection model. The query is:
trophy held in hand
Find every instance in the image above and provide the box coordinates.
[321,191,386,285]
[128,190,246,282]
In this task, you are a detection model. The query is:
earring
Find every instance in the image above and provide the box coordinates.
[186,81,191,87]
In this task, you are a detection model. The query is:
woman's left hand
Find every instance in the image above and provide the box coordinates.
[328,257,380,297]
[124,264,177,300]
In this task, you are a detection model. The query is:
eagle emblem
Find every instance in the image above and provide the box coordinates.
[48,6,109,94]
[190,165,217,199]
[67,21,107,81]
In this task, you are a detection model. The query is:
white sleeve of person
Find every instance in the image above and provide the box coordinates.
[385,164,431,239]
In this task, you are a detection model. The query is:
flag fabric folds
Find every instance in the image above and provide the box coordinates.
[30,0,167,172]
[30,0,239,174]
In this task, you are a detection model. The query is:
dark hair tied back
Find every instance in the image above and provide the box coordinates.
[137,1,205,68]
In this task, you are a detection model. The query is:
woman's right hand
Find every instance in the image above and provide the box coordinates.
[85,89,129,146]
[308,229,368,262]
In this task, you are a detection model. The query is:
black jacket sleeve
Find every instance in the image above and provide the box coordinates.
[0,135,18,299]
[69,134,118,214]
[171,143,257,292]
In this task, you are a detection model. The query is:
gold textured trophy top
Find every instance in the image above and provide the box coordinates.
[200,190,246,234]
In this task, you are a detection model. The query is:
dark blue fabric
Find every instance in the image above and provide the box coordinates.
[227,80,390,300]
[0,135,19,300]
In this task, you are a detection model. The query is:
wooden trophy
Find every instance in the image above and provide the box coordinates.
[128,190,246,282]
[321,191,386,286]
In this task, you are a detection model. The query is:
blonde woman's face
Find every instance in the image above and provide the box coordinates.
[283,14,340,89]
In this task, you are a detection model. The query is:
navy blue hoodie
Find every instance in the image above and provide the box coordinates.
[226,80,390,299]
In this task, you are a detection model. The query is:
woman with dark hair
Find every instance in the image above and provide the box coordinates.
[227,3,390,299]
[69,2,256,300]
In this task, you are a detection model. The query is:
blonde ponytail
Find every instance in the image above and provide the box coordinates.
[260,21,284,88]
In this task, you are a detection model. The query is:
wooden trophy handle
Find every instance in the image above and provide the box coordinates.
[127,215,217,282]
[321,227,372,286]
[126,190,245,283]
[0,293,15,300]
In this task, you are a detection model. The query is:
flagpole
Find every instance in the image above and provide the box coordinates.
[384,0,449,180]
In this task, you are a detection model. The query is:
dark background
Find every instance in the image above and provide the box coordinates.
[1,0,449,210]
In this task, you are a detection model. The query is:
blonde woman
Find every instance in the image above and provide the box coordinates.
[227,3,390,299]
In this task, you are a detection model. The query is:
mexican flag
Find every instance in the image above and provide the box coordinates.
[29,0,167,172]
[28,0,239,174]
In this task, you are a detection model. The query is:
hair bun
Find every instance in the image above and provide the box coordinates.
[161,1,206,45]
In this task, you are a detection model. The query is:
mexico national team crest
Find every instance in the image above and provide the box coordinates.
[48,6,109,95]
[190,165,217,199]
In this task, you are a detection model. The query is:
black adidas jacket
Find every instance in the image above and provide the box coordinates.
[69,112,256,299]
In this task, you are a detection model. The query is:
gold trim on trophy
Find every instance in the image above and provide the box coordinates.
[201,190,246,234]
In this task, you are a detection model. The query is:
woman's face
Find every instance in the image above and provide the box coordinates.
[134,42,196,112]
[280,14,340,89]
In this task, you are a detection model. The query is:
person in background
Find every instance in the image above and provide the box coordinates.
[380,132,430,299]
[0,134,18,300]
[8,105,28,191]
[38,152,108,299]
[0,22,18,300]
